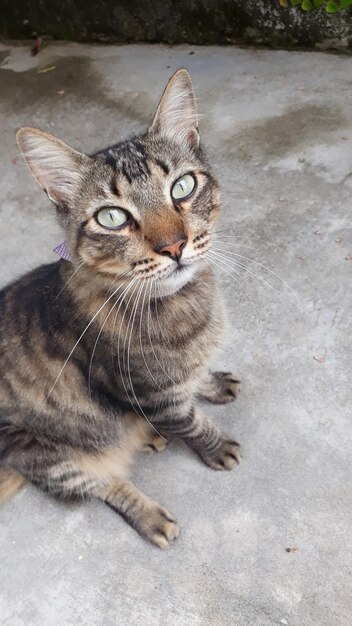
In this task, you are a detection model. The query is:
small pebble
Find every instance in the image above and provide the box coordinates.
[286,547,299,553]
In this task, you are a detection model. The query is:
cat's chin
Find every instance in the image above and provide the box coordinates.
[155,264,200,297]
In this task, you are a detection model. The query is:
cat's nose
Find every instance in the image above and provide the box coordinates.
[155,236,188,262]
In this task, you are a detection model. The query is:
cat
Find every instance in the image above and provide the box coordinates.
[0,69,241,549]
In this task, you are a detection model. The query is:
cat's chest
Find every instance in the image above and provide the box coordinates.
[90,275,224,395]
[118,289,222,381]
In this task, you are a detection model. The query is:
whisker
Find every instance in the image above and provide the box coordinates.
[45,276,131,404]
[211,249,310,317]
[207,253,262,336]
[86,267,134,400]
[118,280,141,404]
[125,282,143,397]
[147,280,179,386]
[124,280,164,438]
[110,277,139,390]
[53,260,85,302]
[211,229,283,250]
[154,281,168,343]
[212,238,261,252]
[150,280,185,416]
[211,246,302,306]
[138,282,166,394]
[87,278,131,402]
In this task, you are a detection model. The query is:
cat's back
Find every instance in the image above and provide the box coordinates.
[0,261,62,337]
[0,261,61,305]
[0,262,68,407]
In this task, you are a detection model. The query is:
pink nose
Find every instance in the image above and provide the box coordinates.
[156,237,187,261]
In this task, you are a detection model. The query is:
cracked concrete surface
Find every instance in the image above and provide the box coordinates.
[0,43,351,626]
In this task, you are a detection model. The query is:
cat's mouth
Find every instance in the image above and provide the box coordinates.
[132,242,210,295]
[155,249,209,296]
[169,246,208,273]
[169,264,191,280]
[156,264,199,297]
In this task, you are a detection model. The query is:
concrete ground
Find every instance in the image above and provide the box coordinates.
[0,43,351,626]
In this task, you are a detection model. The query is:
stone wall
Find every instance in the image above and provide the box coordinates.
[0,0,351,49]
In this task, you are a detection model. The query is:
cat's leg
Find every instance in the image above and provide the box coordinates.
[49,449,179,549]
[39,448,179,549]
[0,421,179,549]
[198,371,241,404]
[121,412,168,454]
[152,407,241,470]
[0,424,107,500]
[97,479,179,549]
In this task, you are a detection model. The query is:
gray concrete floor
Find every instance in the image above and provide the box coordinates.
[0,43,351,626]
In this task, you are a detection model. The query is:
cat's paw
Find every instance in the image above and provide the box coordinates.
[199,371,241,405]
[138,503,180,550]
[142,433,168,454]
[200,437,241,470]
[214,372,241,403]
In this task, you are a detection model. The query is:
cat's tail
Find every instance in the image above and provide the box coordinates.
[0,467,26,503]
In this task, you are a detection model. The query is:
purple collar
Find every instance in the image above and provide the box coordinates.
[54,241,72,262]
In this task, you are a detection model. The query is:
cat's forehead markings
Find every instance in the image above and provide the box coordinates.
[154,158,170,175]
[143,158,165,182]
[105,149,118,169]
[115,143,150,183]
[109,175,120,197]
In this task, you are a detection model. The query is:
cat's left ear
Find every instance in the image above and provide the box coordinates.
[150,69,199,148]
[16,127,89,206]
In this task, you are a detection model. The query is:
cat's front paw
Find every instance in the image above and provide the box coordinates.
[200,437,241,470]
[200,371,241,404]
[138,503,180,550]
[142,433,168,454]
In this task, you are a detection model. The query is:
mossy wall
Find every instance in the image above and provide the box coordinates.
[0,0,351,49]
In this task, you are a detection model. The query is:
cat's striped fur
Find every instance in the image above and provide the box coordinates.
[0,70,241,548]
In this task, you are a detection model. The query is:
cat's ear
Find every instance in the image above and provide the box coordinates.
[16,128,88,206]
[151,69,199,148]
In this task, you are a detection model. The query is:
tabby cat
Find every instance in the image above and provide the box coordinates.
[0,69,241,549]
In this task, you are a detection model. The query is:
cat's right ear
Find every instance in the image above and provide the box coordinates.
[150,69,199,148]
[16,128,89,206]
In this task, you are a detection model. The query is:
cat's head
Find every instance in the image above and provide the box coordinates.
[17,69,220,296]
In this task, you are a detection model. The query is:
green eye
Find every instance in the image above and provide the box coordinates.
[96,207,130,229]
[171,174,196,201]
